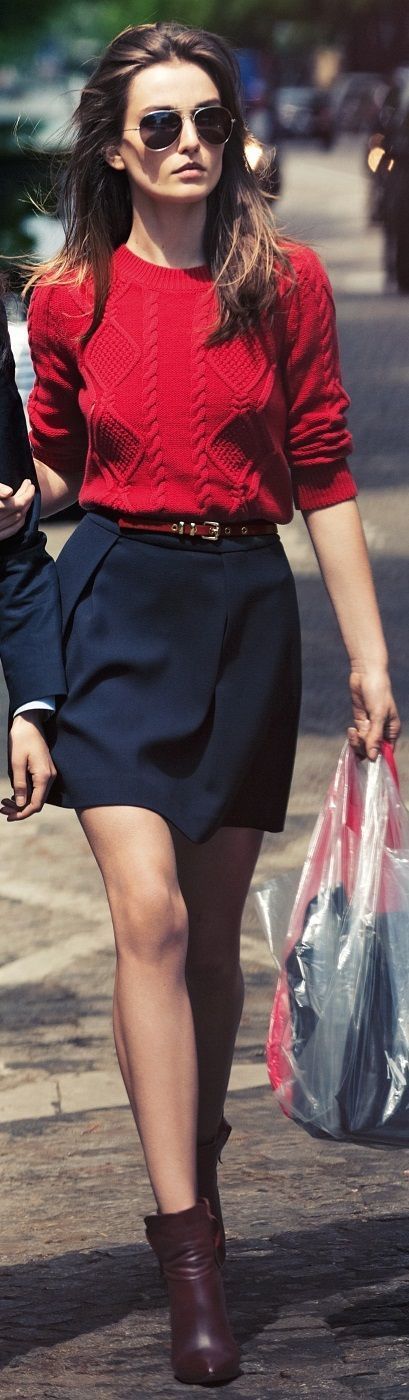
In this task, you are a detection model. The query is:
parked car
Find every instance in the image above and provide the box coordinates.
[276,86,335,147]
[332,72,388,133]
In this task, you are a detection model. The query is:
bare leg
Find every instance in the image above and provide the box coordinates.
[172,826,263,1142]
[78,806,197,1214]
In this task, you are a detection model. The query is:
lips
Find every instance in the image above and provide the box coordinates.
[176,164,205,173]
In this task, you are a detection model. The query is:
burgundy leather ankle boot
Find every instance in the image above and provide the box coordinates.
[197,1118,231,1266]
[145,1197,240,1385]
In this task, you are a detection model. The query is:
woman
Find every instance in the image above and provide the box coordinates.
[1,22,400,1386]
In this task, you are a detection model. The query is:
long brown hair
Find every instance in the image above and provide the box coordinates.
[24,22,289,344]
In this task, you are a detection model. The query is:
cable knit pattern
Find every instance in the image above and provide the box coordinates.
[141,293,166,513]
[190,294,212,514]
[27,242,357,522]
[87,318,141,391]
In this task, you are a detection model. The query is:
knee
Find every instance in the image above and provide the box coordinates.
[186,924,242,986]
[110,878,189,966]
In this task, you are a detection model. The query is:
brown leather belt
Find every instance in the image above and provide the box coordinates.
[117,516,279,541]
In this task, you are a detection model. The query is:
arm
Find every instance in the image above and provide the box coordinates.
[27,280,88,505]
[279,246,356,512]
[0,303,36,541]
[0,277,87,535]
[0,312,66,711]
[304,499,400,758]
[279,248,399,758]
[0,302,72,530]
[0,302,66,817]
[0,455,83,530]
[33,456,84,516]
[28,279,87,513]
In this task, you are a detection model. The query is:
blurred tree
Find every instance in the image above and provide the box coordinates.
[2,1,57,56]
[1,0,407,61]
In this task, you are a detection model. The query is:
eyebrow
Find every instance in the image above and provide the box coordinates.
[137,99,221,116]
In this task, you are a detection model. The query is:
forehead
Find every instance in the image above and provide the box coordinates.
[125,59,221,116]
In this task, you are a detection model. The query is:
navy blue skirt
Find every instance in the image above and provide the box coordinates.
[47,512,301,842]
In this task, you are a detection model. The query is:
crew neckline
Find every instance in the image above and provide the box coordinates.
[115,243,212,291]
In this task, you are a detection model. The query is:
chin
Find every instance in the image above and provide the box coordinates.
[160,187,210,203]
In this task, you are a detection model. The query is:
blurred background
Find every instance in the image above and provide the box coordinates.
[1,0,409,287]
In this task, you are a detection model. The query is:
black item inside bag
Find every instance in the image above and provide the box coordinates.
[286,891,409,1145]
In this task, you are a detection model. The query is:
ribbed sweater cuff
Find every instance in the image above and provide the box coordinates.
[291,460,358,511]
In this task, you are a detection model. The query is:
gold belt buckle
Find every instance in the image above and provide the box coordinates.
[203,520,221,541]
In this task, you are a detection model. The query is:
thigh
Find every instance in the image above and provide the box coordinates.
[172,826,264,955]
[78,806,186,954]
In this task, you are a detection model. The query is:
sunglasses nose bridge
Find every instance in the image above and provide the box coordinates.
[177,112,201,146]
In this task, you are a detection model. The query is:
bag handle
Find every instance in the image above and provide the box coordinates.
[381,739,399,789]
[344,740,399,838]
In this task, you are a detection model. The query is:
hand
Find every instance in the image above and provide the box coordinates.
[1,714,56,821]
[348,668,401,761]
[0,479,35,538]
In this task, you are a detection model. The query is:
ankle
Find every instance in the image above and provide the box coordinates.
[156,1188,197,1214]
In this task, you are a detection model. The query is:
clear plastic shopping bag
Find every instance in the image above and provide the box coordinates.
[264,741,409,1145]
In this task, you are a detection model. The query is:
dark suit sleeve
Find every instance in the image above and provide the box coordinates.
[0,305,67,713]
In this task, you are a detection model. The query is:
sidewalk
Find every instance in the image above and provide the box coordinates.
[1,789,409,1400]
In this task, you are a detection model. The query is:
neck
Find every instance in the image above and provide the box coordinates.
[126,192,207,268]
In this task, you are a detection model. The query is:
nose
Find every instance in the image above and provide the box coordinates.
[178,115,201,152]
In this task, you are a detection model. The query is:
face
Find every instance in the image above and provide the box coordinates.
[106,59,227,204]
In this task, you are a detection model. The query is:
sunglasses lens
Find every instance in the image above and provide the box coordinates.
[195,107,233,145]
[139,111,182,150]
[138,106,233,150]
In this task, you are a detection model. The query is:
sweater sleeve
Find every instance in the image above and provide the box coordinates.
[27,283,88,475]
[278,247,357,511]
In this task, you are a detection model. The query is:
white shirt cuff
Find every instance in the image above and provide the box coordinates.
[13,698,56,718]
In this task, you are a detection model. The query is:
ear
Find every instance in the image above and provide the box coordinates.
[104,145,126,171]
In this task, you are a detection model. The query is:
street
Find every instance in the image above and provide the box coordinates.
[0,137,408,1398]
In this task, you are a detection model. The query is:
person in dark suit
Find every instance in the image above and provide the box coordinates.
[0,296,66,819]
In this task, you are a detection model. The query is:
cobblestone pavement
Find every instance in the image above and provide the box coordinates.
[1,944,409,1400]
[0,139,409,1398]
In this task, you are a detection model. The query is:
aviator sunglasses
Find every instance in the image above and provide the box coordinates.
[124,104,235,151]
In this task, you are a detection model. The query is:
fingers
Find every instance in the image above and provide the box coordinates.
[365,715,385,762]
[348,709,401,763]
[10,754,28,810]
[1,767,55,821]
[349,670,401,763]
[347,725,366,757]
[347,723,373,761]
[0,478,34,506]
[1,774,55,821]
[365,700,401,761]
[26,764,56,815]
[3,722,56,821]
[12,480,36,510]
[382,703,401,748]
[0,479,35,538]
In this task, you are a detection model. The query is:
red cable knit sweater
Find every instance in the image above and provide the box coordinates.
[27,242,356,521]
